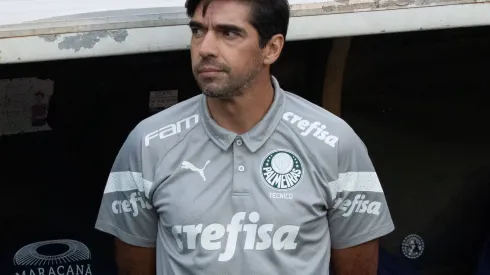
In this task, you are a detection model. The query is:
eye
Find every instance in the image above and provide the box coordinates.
[191,28,205,37]
[223,31,239,39]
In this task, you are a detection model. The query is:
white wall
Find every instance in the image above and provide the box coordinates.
[0,0,328,25]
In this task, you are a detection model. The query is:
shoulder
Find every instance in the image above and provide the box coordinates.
[130,95,202,151]
[282,91,360,151]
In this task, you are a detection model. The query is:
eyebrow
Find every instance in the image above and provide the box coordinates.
[189,20,205,29]
[189,20,248,35]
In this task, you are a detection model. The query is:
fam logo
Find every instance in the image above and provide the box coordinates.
[261,149,303,191]
[13,239,93,275]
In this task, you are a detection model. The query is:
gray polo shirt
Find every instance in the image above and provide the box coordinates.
[95,77,395,275]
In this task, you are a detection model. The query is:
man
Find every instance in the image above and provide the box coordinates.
[95,0,395,274]
[31,91,48,127]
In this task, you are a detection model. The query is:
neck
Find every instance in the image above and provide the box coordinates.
[206,72,274,134]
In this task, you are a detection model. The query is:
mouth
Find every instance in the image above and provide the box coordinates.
[198,68,224,78]
[199,67,223,73]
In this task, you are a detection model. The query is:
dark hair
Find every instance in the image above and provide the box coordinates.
[185,0,290,48]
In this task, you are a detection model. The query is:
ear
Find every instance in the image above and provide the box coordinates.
[263,34,285,66]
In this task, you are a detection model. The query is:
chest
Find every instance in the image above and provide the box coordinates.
[152,141,329,229]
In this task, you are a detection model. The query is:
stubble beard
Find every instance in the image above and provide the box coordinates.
[194,55,263,99]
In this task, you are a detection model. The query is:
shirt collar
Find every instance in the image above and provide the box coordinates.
[200,76,285,152]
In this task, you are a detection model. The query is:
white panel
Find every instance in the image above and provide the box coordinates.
[0,0,331,25]
[0,3,489,63]
[329,172,384,194]
[104,171,153,198]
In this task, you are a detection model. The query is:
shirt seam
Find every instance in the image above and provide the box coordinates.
[279,119,329,208]
[96,220,156,243]
[151,122,203,197]
[232,192,250,196]
[151,103,203,195]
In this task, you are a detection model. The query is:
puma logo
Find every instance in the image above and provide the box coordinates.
[181,160,211,181]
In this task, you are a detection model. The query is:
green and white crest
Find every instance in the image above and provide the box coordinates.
[261,149,303,191]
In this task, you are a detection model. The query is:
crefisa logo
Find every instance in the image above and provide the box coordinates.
[13,239,93,275]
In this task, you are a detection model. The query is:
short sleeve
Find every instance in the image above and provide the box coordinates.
[95,128,158,247]
[327,128,395,249]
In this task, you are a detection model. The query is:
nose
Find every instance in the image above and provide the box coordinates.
[198,31,218,58]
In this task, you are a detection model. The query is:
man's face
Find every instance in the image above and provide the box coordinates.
[189,0,264,98]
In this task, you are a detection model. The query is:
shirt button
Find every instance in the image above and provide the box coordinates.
[236,139,243,146]
[238,165,245,172]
